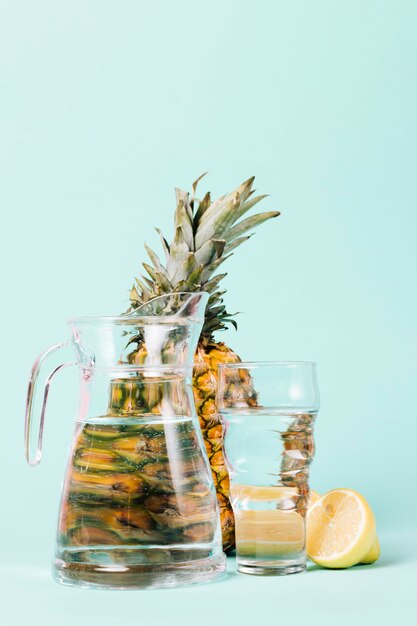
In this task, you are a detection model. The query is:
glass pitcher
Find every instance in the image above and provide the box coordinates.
[24,293,226,589]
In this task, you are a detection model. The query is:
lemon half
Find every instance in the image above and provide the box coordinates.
[306,488,376,568]
[361,534,380,564]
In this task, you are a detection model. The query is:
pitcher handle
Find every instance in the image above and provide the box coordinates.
[25,341,75,466]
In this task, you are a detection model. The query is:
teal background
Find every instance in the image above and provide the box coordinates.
[1,0,416,623]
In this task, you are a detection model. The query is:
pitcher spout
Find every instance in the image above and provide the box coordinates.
[130,292,209,369]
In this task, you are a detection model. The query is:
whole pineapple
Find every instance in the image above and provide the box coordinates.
[129,175,280,551]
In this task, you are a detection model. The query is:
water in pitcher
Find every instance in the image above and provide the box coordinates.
[56,414,220,587]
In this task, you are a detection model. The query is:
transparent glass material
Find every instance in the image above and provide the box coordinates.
[25,293,226,589]
[217,362,319,576]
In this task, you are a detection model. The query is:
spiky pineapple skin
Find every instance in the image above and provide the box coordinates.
[193,340,241,552]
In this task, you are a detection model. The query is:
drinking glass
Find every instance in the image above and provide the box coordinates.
[217,362,319,576]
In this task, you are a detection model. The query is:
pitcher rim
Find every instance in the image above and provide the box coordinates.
[218,360,317,368]
[67,315,198,325]
[68,291,209,325]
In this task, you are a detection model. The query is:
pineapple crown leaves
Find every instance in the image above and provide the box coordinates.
[129,174,280,340]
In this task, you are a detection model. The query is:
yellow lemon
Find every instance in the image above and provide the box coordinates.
[306,488,376,568]
[309,490,321,508]
[361,534,380,564]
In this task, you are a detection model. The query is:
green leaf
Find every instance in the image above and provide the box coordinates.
[167,226,189,278]
[144,245,173,288]
[194,191,211,227]
[194,193,239,249]
[194,239,217,267]
[174,280,189,292]
[155,228,170,261]
[231,194,269,224]
[145,244,165,272]
[174,199,194,251]
[137,289,152,303]
[190,172,207,212]
[202,274,227,292]
[201,253,233,283]
[175,188,193,222]
[225,211,280,242]
[135,276,150,296]
[154,271,173,292]
[142,262,157,282]
[197,177,255,229]
[142,275,155,290]
[207,305,226,317]
[238,176,256,202]
[224,234,253,254]
[130,286,141,303]
[208,289,226,302]
[187,264,204,290]
[212,238,226,257]
[171,252,197,285]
